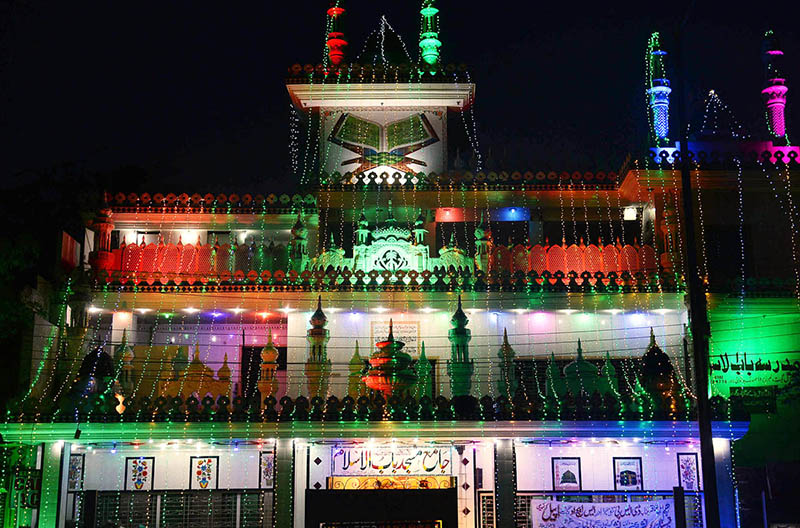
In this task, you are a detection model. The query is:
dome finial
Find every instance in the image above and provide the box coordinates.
[388,319,394,341]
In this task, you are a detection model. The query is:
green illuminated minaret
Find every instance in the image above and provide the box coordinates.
[496,328,518,397]
[305,296,331,398]
[447,296,474,396]
[419,0,442,68]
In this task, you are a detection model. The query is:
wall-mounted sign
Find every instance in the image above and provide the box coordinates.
[551,458,581,491]
[328,475,454,490]
[531,499,675,528]
[331,447,453,476]
[710,351,800,391]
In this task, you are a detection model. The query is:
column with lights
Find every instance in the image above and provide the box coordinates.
[326,1,347,66]
[761,30,788,140]
[447,296,474,397]
[305,297,331,398]
[419,0,441,69]
[647,32,672,146]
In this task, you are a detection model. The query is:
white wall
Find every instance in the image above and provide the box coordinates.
[285,308,689,398]
[81,444,270,491]
[515,441,702,492]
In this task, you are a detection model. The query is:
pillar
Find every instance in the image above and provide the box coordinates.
[713,438,737,528]
[274,438,295,528]
[38,441,69,528]
[494,439,516,528]
[88,208,115,272]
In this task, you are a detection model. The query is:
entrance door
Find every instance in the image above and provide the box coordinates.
[305,489,457,528]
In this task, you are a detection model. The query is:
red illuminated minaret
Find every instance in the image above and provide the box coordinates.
[326,1,348,66]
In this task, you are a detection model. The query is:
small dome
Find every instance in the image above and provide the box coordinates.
[310,296,328,328]
[642,328,674,378]
[261,331,279,363]
[217,353,231,381]
[451,296,469,328]
[78,348,115,380]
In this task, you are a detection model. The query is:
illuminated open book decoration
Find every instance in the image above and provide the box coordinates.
[328,113,440,174]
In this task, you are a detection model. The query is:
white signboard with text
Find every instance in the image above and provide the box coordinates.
[331,447,453,476]
[530,499,676,528]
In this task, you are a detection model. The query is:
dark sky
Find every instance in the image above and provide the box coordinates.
[1,0,797,191]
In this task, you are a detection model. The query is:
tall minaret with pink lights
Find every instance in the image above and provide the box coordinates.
[761,30,788,142]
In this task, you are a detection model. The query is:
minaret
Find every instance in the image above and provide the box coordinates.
[447,296,474,397]
[88,204,115,271]
[762,30,788,140]
[325,1,348,66]
[347,341,366,398]
[355,212,370,246]
[496,328,518,397]
[288,214,309,271]
[414,342,433,398]
[258,330,280,398]
[419,0,442,68]
[217,353,231,382]
[647,32,672,145]
[115,329,135,396]
[474,212,491,271]
[413,210,428,245]
[305,297,332,398]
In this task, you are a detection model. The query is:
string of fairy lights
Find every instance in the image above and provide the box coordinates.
[5,7,797,528]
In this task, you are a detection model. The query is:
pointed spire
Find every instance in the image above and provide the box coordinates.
[577,339,583,360]
[451,294,469,328]
[649,327,656,347]
[310,296,328,327]
[388,319,395,341]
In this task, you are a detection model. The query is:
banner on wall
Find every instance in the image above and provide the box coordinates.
[530,499,675,528]
[331,447,452,476]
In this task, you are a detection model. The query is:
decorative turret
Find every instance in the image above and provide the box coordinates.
[647,32,672,145]
[356,212,370,245]
[347,341,367,398]
[413,210,428,245]
[761,30,788,140]
[447,296,474,397]
[289,214,309,271]
[305,297,332,398]
[88,204,115,271]
[325,1,348,66]
[599,352,619,396]
[217,353,231,382]
[414,342,433,398]
[115,329,135,395]
[563,339,600,396]
[419,0,442,69]
[363,319,417,397]
[474,212,491,271]
[258,330,280,397]
[496,328,518,397]
[171,346,189,377]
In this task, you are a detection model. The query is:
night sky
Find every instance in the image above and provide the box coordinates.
[1,0,797,192]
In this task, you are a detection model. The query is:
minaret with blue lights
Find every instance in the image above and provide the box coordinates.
[647,32,672,145]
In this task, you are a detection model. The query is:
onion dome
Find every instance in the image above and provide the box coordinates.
[78,347,115,380]
[451,295,469,329]
[362,319,417,397]
[563,339,600,394]
[261,330,279,364]
[372,201,412,242]
[310,296,328,328]
[642,327,674,378]
[217,353,231,381]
